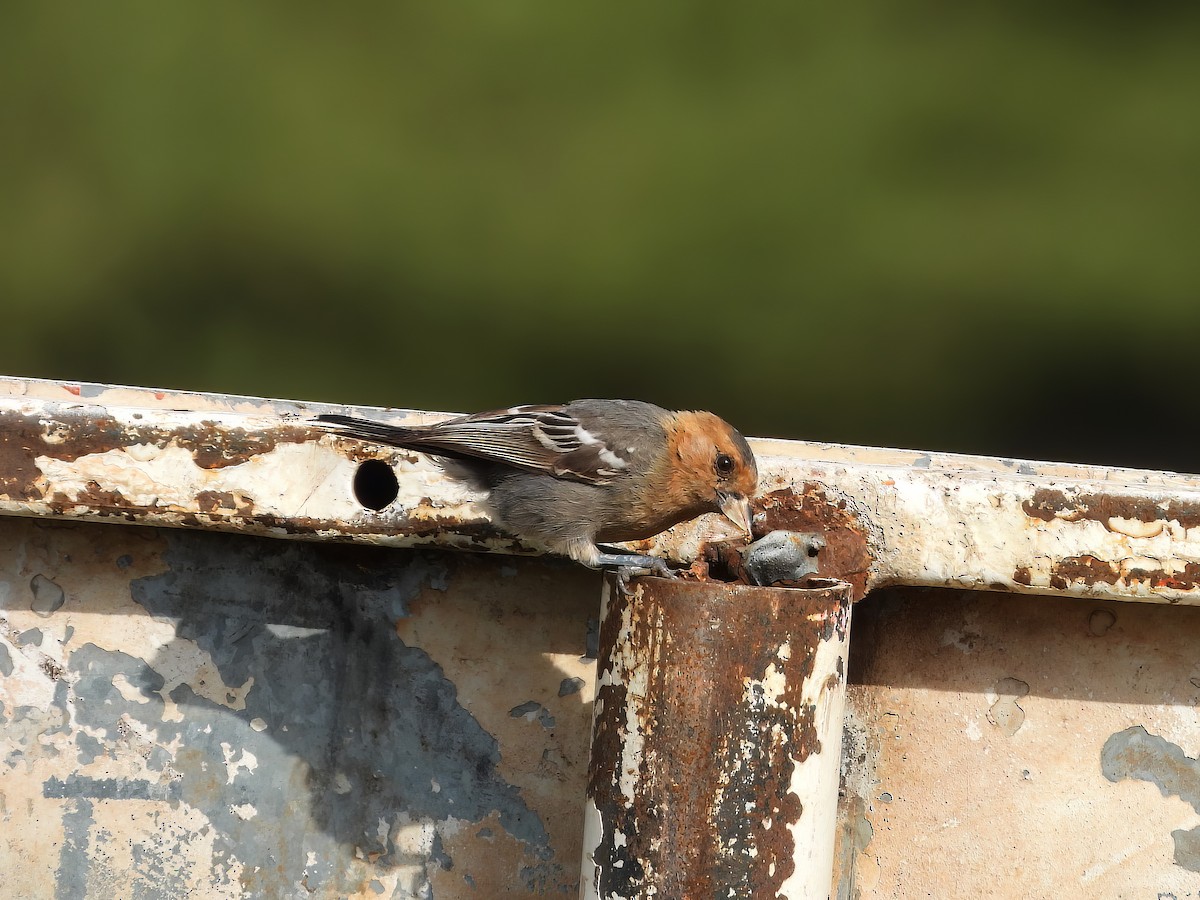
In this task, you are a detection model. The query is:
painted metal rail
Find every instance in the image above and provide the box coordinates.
[2,376,1199,604]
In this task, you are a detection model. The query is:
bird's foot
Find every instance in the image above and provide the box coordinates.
[592,552,679,594]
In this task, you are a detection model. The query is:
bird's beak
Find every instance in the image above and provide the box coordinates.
[718,492,754,540]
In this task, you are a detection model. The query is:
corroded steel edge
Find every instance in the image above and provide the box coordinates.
[582,577,852,899]
[3,376,1200,603]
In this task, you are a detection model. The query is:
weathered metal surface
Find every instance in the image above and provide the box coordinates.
[6,375,1200,896]
[0,516,598,897]
[583,576,852,899]
[4,375,1200,603]
[836,586,1200,898]
[736,458,1200,604]
[0,392,507,553]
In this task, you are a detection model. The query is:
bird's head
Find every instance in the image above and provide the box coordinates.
[665,410,759,539]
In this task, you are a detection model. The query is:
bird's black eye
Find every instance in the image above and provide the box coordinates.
[715,452,735,478]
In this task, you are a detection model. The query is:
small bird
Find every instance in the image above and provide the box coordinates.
[313,400,758,577]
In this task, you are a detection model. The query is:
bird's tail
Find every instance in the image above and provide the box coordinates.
[311,414,427,449]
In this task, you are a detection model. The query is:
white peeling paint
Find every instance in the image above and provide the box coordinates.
[47,608,254,722]
[8,383,1200,603]
[230,803,257,821]
[757,641,793,708]
[220,743,259,783]
[580,798,604,900]
[616,589,662,812]
[111,673,151,705]
[744,457,1200,603]
[965,718,983,742]
[780,609,850,900]
[264,624,327,639]
[35,441,364,522]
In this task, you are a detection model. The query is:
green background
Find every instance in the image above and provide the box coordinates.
[4,5,1197,471]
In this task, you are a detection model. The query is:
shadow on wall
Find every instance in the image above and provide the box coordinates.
[845,585,1200,878]
[848,585,1200,706]
[1,521,600,897]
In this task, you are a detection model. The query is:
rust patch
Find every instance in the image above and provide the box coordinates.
[1023,488,1200,531]
[1044,556,1200,596]
[39,657,65,681]
[1012,566,1032,586]
[1144,563,1200,593]
[0,410,315,503]
[1050,555,1121,591]
[24,483,521,551]
[726,485,873,600]
[588,578,851,898]
[0,415,47,501]
[196,490,256,516]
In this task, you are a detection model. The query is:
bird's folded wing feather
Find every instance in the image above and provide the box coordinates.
[434,406,631,483]
[320,405,630,484]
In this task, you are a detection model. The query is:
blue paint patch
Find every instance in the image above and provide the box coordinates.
[1102,725,1200,872]
[56,798,92,900]
[74,732,107,766]
[0,642,12,677]
[583,616,600,661]
[509,701,557,729]
[62,531,565,896]
[128,829,197,897]
[44,775,183,801]
[558,677,585,698]
[18,627,43,646]
[5,685,72,768]
[430,832,453,871]
[30,573,66,617]
[45,680,72,738]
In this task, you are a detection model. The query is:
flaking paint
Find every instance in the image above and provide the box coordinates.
[0,518,595,898]
[585,577,852,899]
[6,376,1200,603]
[839,587,1200,897]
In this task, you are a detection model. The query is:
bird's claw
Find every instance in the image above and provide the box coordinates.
[612,559,680,594]
[592,550,679,594]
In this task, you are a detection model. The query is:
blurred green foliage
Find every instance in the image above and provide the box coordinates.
[3,4,1198,469]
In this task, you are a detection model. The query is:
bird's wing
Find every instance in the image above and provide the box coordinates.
[429,405,631,483]
[316,405,631,484]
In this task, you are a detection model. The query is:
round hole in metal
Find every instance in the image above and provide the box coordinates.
[353,459,399,510]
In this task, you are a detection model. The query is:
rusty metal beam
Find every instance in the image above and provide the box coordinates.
[2,376,1200,603]
[581,577,852,899]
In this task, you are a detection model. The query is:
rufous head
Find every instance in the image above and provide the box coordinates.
[665,410,759,539]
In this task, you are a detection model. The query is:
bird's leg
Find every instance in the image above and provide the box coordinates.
[591,550,679,594]
[593,550,676,577]
[562,540,679,592]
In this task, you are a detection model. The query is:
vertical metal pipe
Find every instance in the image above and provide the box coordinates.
[582,577,852,900]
